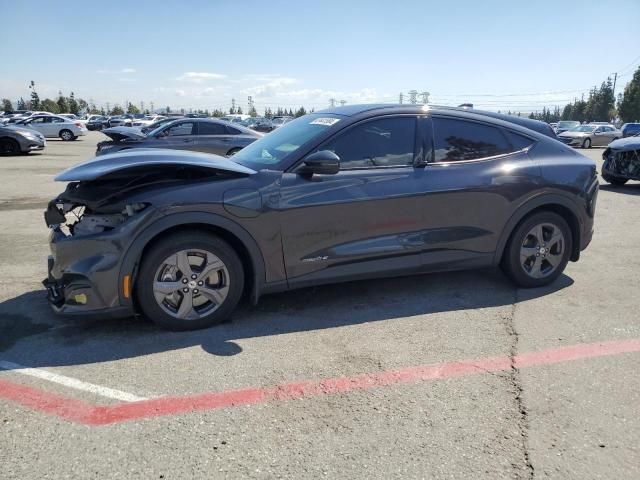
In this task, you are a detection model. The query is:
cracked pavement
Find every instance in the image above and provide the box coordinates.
[1,134,639,479]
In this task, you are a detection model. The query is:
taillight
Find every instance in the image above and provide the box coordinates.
[75,122,82,128]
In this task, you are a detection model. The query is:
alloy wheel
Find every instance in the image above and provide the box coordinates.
[153,249,230,320]
[519,223,565,279]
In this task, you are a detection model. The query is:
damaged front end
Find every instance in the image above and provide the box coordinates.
[43,149,256,318]
[602,137,640,183]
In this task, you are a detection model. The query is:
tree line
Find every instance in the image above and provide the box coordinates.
[4,68,639,123]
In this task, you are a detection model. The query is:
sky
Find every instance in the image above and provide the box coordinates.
[1,0,639,114]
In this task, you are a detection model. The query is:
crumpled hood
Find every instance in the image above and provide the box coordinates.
[101,126,147,141]
[55,149,256,181]
[607,136,640,151]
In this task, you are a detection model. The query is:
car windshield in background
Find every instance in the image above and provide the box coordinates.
[231,114,342,170]
[558,121,579,128]
[571,125,596,132]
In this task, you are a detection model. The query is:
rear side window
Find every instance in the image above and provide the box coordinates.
[505,131,534,150]
[225,126,241,135]
[197,122,226,135]
[432,117,512,162]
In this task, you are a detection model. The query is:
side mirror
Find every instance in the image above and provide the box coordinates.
[300,150,340,175]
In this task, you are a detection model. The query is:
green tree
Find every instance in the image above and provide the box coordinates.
[78,99,89,114]
[618,66,640,122]
[29,80,40,109]
[236,106,243,115]
[68,92,79,115]
[57,91,69,113]
[295,106,307,117]
[2,98,13,112]
[110,105,124,115]
[40,98,59,113]
[16,98,27,110]
[127,103,140,114]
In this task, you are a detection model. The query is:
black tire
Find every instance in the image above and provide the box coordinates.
[136,232,244,331]
[0,137,21,155]
[582,138,591,149]
[226,147,242,157]
[501,211,572,288]
[59,129,74,141]
[602,174,628,186]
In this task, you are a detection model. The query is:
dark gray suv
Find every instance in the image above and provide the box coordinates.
[44,104,598,330]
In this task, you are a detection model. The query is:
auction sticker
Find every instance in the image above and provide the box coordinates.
[310,118,340,126]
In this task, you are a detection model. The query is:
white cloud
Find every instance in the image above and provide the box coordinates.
[97,68,138,74]
[241,76,297,97]
[177,72,227,83]
[175,89,186,97]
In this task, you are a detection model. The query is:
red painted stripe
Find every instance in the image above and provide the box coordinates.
[1,338,639,426]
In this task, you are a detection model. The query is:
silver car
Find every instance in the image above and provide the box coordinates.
[557,124,621,148]
[0,125,46,154]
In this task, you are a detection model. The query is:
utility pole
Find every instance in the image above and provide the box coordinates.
[612,72,618,98]
[339,99,346,106]
[140,101,144,113]
[329,98,336,107]
[420,91,430,104]
[399,93,404,104]
[247,95,254,113]
[408,90,418,104]
[150,102,154,113]
[231,98,236,113]
[106,102,111,114]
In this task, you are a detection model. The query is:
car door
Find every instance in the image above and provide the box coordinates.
[49,117,67,137]
[418,115,542,268]
[154,120,198,151]
[25,116,50,136]
[194,121,230,154]
[279,115,431,286]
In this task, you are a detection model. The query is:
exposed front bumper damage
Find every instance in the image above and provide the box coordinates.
[43,199,158,319]
[603,147,640,181]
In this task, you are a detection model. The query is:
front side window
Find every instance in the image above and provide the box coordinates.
[165,122,194,136]
[432,117,512,162]
[321,117,416,169]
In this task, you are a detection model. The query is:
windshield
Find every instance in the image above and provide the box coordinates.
[232,114,342,170]
[571,125,596,132]
[558,121,579,128]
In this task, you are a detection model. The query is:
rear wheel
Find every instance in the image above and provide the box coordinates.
[501,212,572,288]
[59,129,74,141]
[0,137,21,155]
[136,232,244,330]
[582,138,591,149]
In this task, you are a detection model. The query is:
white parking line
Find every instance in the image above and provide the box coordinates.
[0,360,147,402]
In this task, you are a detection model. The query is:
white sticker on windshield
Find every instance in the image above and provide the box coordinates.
[310,118,340,126]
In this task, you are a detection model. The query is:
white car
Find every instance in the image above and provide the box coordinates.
[16,114,87,140]
[132,115,166,127]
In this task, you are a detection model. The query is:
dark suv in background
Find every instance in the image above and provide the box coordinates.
[44,105,598,330]
[621,123,640,138]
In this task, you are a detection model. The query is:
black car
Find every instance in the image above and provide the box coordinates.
[621,123,640,138]
[602,134,640,185]
[96,118,263,157]
[86,116,109,131]
[44,104,598,330]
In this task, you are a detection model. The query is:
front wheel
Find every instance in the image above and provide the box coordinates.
[59,129,74,141]
[602,174,628,186]
[0,138,21,155]
[501,212,572,288]
[582,138,591,149]
[136,232,244,330]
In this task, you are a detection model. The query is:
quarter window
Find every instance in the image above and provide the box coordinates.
[226,126,241,135]
[321,117,416,169]
[432,117,512,162]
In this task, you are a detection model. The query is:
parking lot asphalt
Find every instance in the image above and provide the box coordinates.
[0,132,639,479]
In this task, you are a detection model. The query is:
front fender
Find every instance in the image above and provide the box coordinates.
[118,211,267,307]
